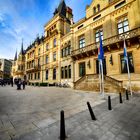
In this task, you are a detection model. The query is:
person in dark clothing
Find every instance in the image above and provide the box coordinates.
[22,80,25,90]
[17,79,21,90]
[11,78,13,87]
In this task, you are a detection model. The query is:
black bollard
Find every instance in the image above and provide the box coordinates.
[126,90,129,100]
[119,93,123,103]
[87,102,96,120]
[60,110,67,140]
[108,96,112,110]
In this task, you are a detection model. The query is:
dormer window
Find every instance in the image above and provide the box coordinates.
[93,7,96,14]
[97,4,100,12]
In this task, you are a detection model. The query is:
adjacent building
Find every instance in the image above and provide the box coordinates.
[12,0,140,91]
[0,58,12,79]
[0,61,3,79]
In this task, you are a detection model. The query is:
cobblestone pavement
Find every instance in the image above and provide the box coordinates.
[17,93,140,140]
[0,86,140,140]
[0,85,118,140]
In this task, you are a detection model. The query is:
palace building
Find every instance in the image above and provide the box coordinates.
[12,0,140,91]
[12,41,26,80]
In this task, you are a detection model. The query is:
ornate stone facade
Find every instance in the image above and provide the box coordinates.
[12,0,140,89]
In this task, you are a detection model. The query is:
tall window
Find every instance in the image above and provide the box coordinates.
[46,43,49,51]
[53,52,56,61]
[79,36,85,48]
[46,70,49,80]
[117,17,129,34]
[95,28,103,43]
[68,46,71,55]
[54,38,56,47]
[61,49,64,58]
[120,53,134,73]
[38,72,40,79]
[53,68,56,80]
[65,66,68,78]
[63,48,65,57]
[68,65,71,78]
[61,67,64,79]
[38,58,40,66]
[79,62,86,77]
[65,47,68,56]
[46,55,49,64]
[28,74,30,80]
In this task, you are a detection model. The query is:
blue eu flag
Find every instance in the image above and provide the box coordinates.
[98,33,104,60]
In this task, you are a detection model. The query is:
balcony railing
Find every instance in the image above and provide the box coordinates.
[14,70,24,75]
[71,27,140,57]
[26,65,41,72]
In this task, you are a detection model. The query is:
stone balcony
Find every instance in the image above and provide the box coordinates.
[71,27,140,60]
[14,70,24,75]
[26,65,41,73]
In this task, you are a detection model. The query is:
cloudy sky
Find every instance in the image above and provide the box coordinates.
[0,0,92,59]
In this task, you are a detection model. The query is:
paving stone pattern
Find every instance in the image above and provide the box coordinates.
[0,86,140,140]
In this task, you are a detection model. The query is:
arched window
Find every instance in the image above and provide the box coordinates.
[93,7,96,14]
[97,4,100,11]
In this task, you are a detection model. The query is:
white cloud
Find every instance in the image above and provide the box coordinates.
[0,0,92,59]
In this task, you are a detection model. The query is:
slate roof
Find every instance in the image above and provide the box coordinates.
[53,0,67,17]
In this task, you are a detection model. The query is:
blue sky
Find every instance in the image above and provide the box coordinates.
[0,0,92,59]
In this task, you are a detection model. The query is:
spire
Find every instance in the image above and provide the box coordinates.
[14,50,17,61]
[54,0,67,17]
[20,39,24,55]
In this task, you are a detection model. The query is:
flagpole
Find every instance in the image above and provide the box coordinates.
[123,39,133,96]
[100,59,105,98]
[99,60,102,94]
[126,58,133,96]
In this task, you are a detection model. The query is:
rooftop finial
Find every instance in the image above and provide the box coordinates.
[20,38,24,55]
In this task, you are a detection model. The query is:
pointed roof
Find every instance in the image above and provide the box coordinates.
[54,0,67,17]
[14,50,17,61]
[20,39,24,55]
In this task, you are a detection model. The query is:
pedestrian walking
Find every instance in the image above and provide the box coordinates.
[17,79,21,90]
[22,80,25,90]
[11,78,13,87]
